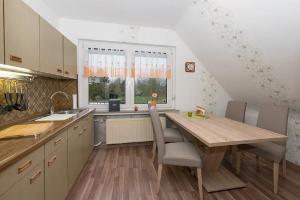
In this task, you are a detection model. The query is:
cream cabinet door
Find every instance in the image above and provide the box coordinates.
[82,115,94,163]
[4,0,39,71]
[63,37,77,79]
[1,162,44,200]
[40,17,64,76]
[0,0,4,64]
[45,140,68,200]
[67,128,84,189]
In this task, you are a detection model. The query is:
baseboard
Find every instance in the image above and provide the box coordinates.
[95,141,152,149]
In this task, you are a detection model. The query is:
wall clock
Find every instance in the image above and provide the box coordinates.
[185,62,195,72]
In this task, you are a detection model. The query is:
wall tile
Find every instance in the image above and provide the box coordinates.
[0,77,77,126]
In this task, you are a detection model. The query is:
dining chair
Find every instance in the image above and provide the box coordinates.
[236,104,289,194]
[149,109,184,162]
[225,101,247,122]
[149,107,203,200]
[225,101,247,168]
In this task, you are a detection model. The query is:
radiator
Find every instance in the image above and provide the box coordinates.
[106,117,166,144]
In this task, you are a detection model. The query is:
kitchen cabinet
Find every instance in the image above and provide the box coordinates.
[4,0,39,71]
[67,122,84,189]
[39,17,64,76]
[0,112,94,200]
[1,162,44,200]
[0,0,4,64]
[63,37,77,79]
[0,146,44,197]
[45,131,68,200]
[83,114,94,162]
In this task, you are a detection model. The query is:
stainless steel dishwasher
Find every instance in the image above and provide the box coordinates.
[94,116,106,146]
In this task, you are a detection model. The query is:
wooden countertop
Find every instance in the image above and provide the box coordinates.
[0,109,95,172]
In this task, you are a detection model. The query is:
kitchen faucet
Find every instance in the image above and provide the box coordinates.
[50,91,70,114]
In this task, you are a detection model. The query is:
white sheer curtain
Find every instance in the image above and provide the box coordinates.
[84,48,127,78]
[132,51,172,79]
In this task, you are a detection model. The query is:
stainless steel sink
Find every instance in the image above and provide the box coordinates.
[30,109,86,122]
[55,109,85,115]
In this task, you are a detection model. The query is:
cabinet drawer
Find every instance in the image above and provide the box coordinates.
[45,130,67,155]
[0,161,44,200]
[0,146,44,196]
[68,122,82,139]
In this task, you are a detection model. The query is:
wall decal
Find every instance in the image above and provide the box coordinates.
[199,69,218,114]
[193,0,298,110]
[119,26,140,42]
[193,0,300,164]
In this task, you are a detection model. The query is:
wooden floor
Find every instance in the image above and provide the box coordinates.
[67,145,300,200]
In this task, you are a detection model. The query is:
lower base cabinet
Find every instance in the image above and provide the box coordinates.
[1,162,44,200]
[67,124,84,189]
[45,140,68,200]
[0,114,94,200]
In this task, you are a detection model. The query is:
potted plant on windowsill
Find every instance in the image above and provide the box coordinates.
[150,92,158,108]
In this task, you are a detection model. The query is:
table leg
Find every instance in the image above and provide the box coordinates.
[202,146,246,192]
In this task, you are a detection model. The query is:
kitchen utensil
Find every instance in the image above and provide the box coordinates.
[13,81,23,111]
[19,84,27,111]
[4,80,13,112]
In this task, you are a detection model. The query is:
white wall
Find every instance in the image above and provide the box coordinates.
[175,0,300,109]
[58,18,231,115]
[22,0,60,29]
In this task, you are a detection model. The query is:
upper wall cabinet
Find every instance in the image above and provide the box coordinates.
[0,0,4,64]
[40,17,64,76]
[4,0,39,71]
[63,37,77,79]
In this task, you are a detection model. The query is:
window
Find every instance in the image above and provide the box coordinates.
[134,78,167,104]
[134,51,169,104]
[80,40,174,110]
[89,77,126,104]
[85,48,127,104]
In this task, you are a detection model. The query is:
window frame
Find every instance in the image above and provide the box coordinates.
[78,40,175,111]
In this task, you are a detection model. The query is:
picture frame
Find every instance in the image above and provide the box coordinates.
[185,62,195,72]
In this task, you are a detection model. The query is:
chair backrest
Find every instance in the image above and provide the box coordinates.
[149,107,165,163]
[225,101,247,122]
[257,104,289,136]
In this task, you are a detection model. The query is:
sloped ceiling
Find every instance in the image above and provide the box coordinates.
[40,0,300,109]
[41,0,191,28]
[175,0,300,109]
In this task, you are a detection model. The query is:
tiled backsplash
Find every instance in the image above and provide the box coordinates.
[0,77,77,127]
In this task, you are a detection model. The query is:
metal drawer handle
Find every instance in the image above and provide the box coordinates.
[18,160,32,174]
[78,131,83,136]
[54,138,63,145]
[57,69,62,73]
[10,55,22,63]
[65,71,69,75]
[74,125,79,129]
[48,156,57,167]
[30,170,42,184]
[83,128,87,131]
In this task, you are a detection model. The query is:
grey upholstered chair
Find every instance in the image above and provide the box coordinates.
[225,101,247,168]
[149,108,203,200]
[225,101,247,122]
[149,110,184,162]
[236,105,289,194]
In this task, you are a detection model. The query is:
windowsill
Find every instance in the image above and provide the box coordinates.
[93,109,178,116]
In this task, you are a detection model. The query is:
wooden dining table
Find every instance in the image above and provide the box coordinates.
[165,112,288,192]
